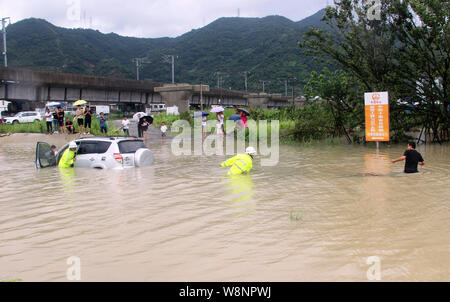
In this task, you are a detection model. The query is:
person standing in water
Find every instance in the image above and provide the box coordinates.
[202,114,208,139]
[217,111,225,135]
[221,147,256,176]
[161,122,168,139]
[392,142,425,173]
[59,141,77,168]
[121,116,130,137]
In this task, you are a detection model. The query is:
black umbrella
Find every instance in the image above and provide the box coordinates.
[237,108,250,116]
[143,116,154,124]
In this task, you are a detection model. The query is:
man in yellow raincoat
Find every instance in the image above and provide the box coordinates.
[59,141,78,168]
[221,147,256,176]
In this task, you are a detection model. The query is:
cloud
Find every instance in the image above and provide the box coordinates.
[0,0,328,38]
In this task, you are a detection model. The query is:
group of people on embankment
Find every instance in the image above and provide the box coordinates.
[43,105,106,135]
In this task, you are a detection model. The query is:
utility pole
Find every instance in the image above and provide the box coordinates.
[132,58,150,81]
[242,71,249,92]
[291,73,297,104]
[200,79,204,111]
[285,80,288,97]
[215,72,226,102]
[2,17,11,67]
[163,55,177,84]
[259,80,270,93]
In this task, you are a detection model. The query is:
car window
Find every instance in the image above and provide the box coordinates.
[96,141,112,154]
[118,140,146,154]
[77,141,111,155]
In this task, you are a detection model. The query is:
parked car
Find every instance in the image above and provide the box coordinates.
[36,137,154,170]
[3,111,42,124]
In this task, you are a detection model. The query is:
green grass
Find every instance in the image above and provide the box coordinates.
[0,117,125,137]
[0,107,355,144]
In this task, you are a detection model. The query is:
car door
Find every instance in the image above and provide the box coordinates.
[75,141,113,169]
[22,113,30,123]
[35,142,57,169]
[75,141,100,168]
[26,113,34,123]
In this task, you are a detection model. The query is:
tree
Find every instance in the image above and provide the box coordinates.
[300,0,449,142]
[389,0,449,143]
[304,68,364,143]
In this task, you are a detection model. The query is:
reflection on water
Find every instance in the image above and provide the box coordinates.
[0,133,449,282]
[224,175,255,216]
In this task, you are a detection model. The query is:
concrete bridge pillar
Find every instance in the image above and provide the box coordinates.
[155,84,210,112]
[245,93,270,109]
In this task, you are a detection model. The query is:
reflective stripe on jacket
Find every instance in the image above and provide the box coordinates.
[58,149,76,168]
[221,154,253,176]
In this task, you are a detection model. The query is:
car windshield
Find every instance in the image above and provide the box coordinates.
[14,113,22,117]
[118,140,146,154]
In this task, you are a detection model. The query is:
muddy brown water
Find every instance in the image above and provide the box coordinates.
[0,132,449,281]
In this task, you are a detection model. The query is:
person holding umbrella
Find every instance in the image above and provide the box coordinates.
[140,115,153,142]
[193,111,210,138]
[229,114,242,133]
[211,106,225,135]
[75,105,85,134]
[73,100,87,134]
[238,108,250,129]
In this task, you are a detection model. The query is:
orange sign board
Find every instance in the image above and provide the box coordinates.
[365,92,390,142]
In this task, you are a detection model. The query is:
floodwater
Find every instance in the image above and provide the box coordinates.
[0,131,449,282]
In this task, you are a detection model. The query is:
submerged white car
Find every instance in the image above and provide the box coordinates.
[36,137,154,169]
[3,111,42,124]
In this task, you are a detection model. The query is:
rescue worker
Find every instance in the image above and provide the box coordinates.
[221,147,256,176]
[59,141,77,168]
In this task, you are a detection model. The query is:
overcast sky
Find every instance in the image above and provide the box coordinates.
[0,0,329,38]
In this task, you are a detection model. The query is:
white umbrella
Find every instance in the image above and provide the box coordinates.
[133,112,146,122]
[211,106,224,113]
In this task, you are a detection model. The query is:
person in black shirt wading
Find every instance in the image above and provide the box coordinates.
[392,142,425,173]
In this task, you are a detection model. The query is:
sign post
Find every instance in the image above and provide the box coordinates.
[365,92,390,148]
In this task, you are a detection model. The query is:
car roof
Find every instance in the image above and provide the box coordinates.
[75,137,143,142]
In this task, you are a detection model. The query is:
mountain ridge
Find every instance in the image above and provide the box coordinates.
[6,9,328,93]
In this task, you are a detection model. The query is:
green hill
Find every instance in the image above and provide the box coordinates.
[6,9,328,94]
